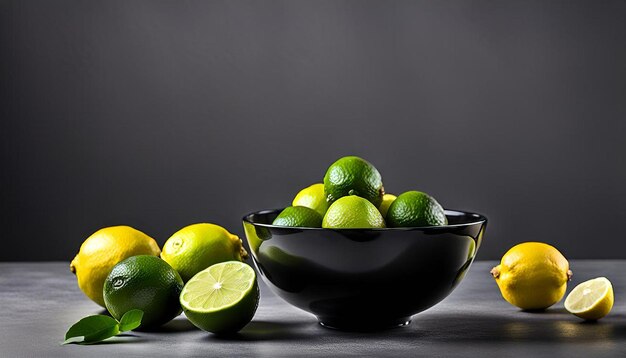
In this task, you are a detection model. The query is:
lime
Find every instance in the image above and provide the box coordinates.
[70,226,161,307]
[323,156,384,207]
[161,223,248,282]
[386,191,447,227]
[272,206,323,227]
[103,255,184,328]
[180,261,259,334]
[565,277,613,320]
[322,195,386,229]
[378,193,397,218]
[292,183,330,217]
[491,242,572,310]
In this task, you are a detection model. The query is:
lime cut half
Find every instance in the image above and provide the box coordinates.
[564,277,613,320]
[180,261,259,334]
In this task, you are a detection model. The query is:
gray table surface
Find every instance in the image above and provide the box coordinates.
[1,261,624,357]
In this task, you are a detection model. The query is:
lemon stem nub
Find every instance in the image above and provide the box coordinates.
[567,269,573,281]
[490,265,500,279]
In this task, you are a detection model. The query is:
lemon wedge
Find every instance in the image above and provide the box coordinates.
[564,277,614,320]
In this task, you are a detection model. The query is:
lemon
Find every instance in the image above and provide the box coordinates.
[322,195,386,229]
[378,193,397,218]
[564,277,614,320]
[180,261,259,334]
[491,242,572,310]
[104,255,184,329]
[161,223,248,282]
[292,183,330,217]
[323,156,384,207]
[386,191,447,227]
[70,226,161,307]
[272,206,323,227]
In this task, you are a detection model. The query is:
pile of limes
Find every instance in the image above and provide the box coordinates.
[71,224,258,334]
[272,155,448,229]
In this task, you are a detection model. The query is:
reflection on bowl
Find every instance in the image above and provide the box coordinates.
[242,209,487,331]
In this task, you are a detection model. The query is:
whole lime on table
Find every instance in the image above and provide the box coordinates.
[103,255,184,329]
[322,195,386,229]
[161,223,248,282]
[272,206,323,227]
[323,156,384,207]
[386,191,447,227]
[70,226,161,307]
[180,261,259,334]
[491,242,572,310]
[292,183,330,217]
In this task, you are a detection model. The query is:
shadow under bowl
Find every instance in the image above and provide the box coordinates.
[242,209,487,331]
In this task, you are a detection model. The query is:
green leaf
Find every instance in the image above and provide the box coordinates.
[63,315,120,345]
[118,309,144,332]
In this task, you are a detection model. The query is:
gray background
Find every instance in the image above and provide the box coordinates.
[1,0,625,261]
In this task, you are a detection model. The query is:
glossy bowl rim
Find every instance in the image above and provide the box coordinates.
[242,208,487,231]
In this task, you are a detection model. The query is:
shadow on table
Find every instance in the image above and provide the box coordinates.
[208,320,317,342]
[206,310,626,345]
[135,317,198,333]
[401,309,626,346]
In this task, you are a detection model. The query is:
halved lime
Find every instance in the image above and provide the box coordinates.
[180,261,259,334]
[564,277,614,320]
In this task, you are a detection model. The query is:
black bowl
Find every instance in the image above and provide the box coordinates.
[242,209,487,331]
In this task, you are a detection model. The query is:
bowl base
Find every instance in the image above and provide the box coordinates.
[317,316,412,331]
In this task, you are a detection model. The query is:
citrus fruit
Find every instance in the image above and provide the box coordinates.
[386,191,447,227]
[103,255,184,328]
[322,195,386,229]
[161,223,248,282]
[491,242,572,310]
[378,193,397,217]
[70,226,161,307]
[292,183,330,217]
[564,277,614,320]
[180,261,259,334]
[323,156,384,207]
[272,206,323,227]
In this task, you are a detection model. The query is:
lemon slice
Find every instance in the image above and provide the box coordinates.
[564,277,614,320]
[180,261,259,334]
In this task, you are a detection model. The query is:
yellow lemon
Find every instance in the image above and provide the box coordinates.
[292,183,330,217]
[491,242,572,310]
[161,223,248,282]
[70,226,161,307]
[564,277,614,320]
[378,193,397,218]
